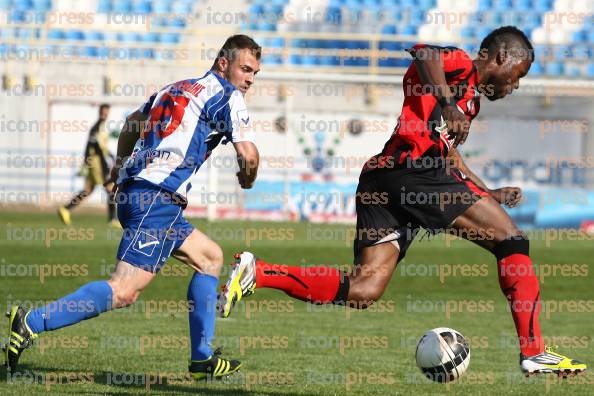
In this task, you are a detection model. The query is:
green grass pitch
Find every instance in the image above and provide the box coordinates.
[1,211,592,395]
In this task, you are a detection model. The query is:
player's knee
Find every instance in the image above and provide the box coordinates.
[108,281,141,308]
[491,233,529,260]
[185,242,223,276]
[347,284,384,309]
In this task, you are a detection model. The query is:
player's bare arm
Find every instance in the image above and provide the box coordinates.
[234,141,259,189]
[105,109,149,189]
[411,46,470,147]
[447,148,522,208]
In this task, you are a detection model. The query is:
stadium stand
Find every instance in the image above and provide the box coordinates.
[0,0,592,76]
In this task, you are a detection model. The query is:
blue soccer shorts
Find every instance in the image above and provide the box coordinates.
[115,179,195,273]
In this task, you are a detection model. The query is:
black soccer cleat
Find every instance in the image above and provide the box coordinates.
[4,306,38,372]
[188,347,242,381]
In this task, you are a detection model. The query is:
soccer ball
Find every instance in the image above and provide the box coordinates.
[415,327,470,383]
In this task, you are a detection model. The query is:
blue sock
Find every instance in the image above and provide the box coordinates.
[26,281,113,334]
[187,273,218,361]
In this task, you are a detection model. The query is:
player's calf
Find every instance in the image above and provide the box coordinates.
[218,243,398,317]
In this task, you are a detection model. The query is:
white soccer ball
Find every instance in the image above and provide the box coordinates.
[415,327,470,383]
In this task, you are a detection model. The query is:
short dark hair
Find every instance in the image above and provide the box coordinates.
[479,26,534,63]
[99,103,110,111]
[213,34,261,67]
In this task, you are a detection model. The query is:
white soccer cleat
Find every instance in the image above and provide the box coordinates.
[217,252,257,318]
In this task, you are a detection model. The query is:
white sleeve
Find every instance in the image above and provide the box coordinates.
[224,91,256,143]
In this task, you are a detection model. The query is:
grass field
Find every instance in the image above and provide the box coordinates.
[0,211,593,395]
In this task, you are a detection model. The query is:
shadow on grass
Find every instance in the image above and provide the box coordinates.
[1,364,316,396]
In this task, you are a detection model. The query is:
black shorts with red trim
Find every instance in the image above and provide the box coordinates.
[353,156,489,263]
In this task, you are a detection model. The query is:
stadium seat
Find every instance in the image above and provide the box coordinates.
[97,0,111,13]
[160,32,180,44]
[133,0,152,14]
[47,29,64,40]
[112,0,133,14]
[172,2,192,14]
[587,63,594,77]
[545,61,563,76]
[528,62,544,75]
[0,0,11,11]
[84,31,104,41]
[153,0,172,14]
[65,30,85,41]
[32,0,51,12]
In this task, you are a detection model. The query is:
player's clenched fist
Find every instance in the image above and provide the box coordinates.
[442,104,470,147]
[236,171,254,189]
[490,187,523,208]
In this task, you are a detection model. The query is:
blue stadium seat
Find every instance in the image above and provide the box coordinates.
[563,64,581,78]
[133,0,152,14]
[528,62,544,75]
[571,45,591,60]
[65,30,85,41]
[515,0,531,11]
[8,10,26,23]
[289,53,301,65]
[326,6,342,25]
[47,29,64,40]
[545,61,563,76]
[0,0,11,11]
[13,0,32,12]
[399,25,417,36]
[84,31,104,41]
[532,0,552,12]
[169,16,187,28]
[113,0,132,14]
[477,0,492,10]
[118,32,139,42]
[153,0,172,14]
[83,46,99,58]
[494,0,512,10]
[172,2,192,14]
[32,0,51,12]
[460,27,474,39]
[571,30,587,43]
[554,45,571,60]
[142,32,161,43]
[257,22,276,32]
[587,63,594,77]
[301,55,319,66]
[381,24,397,35]
[160,32,180,44]
[97,0,111,13]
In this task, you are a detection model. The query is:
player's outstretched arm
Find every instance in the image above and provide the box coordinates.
[233,141,259,189]
[105,110,148,189]
[447,148,522,208]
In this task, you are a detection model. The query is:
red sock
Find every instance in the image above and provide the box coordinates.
[497,250,544,357]
[255,260,348,304]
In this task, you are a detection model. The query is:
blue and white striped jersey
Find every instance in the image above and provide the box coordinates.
[117,71,254,199]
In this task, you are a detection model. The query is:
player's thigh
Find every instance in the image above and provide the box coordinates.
[171,228,223,277]
[107,260,156,306]
[348,242,399,303]
[450,195,523,251]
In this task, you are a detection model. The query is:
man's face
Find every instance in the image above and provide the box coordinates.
[99,107,109,121]
[219,48,260,94]
[486,55,531,101]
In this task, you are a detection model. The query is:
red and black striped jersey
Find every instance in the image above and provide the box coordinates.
[377,44,481,167]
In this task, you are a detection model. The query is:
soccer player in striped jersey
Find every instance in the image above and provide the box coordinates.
[5,35,261,380]
[218,27,587,376]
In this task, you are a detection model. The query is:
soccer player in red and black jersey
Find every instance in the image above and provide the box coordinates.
[218,26,586,376]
